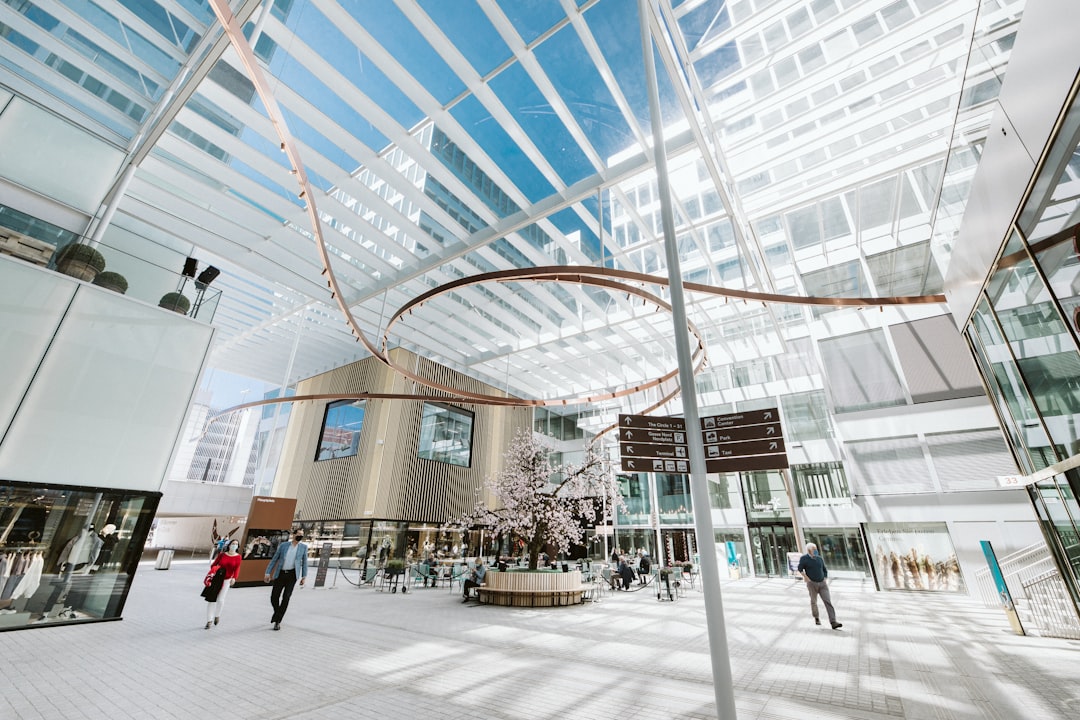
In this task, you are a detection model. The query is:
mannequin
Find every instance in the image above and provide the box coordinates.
[93,524,119,571]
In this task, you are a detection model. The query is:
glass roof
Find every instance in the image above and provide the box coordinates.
[0,0,1029,413]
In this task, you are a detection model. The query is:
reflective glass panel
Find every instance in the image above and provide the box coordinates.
[315,400,365,461]
[987,239,1080,460]
[0,480,158,630]
[417,402,474,467]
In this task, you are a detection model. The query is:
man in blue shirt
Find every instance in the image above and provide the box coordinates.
[264,529,308,630]
[797,543,842,630]
[462,558,486,602]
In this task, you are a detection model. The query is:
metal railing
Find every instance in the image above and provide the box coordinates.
[1021,570,1080,640]
[974,542,1080,639]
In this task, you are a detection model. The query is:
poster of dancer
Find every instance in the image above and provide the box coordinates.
[864,522,965,592]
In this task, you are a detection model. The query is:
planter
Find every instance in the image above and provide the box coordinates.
[158,292,191,315]
[92,271,128,294]
[54,243,106,282]
[478,569,584,607]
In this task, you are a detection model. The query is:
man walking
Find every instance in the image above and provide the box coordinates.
[264,529,308,630]
[797,542,842,630]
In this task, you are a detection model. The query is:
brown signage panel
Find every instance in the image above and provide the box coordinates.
[235,496,297,586]
[700,408,780,430]
[705,452,790,473]
[621,456,691,474]
[619,414,686,431]
[619,441,690,459]
[701,422,782,444]
[704,437,786,457]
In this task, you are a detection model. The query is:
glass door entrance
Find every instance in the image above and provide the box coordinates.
[749,524,798,577]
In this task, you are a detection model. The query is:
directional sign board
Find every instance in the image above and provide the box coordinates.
[701,408,788,473]
[618,414,689,474]
[619,409,788,475]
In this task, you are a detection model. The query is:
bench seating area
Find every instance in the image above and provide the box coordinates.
[478,569,585,607]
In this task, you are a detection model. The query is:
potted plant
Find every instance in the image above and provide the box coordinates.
[158,292,191,315]
[384,558,405,577]
[92,271,128,294]
[54,243,106,282]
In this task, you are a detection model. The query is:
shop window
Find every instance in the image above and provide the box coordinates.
[864,522,965,592]
[418,402,474,467]
[315,400,365,461]
[0,480,158,630]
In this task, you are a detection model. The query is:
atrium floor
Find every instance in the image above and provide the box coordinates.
[0,558,1076,719]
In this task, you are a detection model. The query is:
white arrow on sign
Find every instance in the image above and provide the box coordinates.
[627,446,635,454]
[625,416,634,425]
[767,426,775,435]
[769,442,778,450]
[764,411,773,420]
[627,460,636,469]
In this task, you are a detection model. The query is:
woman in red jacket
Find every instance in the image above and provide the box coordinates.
[204,540,242,629]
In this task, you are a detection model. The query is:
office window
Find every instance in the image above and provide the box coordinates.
[316,400,365,461]
[418,402,474,467]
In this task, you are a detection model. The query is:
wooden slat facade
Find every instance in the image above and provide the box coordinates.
[274,348,530,524]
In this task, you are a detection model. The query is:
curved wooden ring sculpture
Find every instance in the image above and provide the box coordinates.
[209,0,948,419]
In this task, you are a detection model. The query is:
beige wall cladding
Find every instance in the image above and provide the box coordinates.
[274,348,530,524]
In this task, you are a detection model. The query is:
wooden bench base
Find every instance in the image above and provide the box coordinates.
[478,587,584,607]
[476,570,585,607]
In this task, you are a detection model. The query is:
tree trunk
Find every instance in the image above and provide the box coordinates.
[528,537,543,571]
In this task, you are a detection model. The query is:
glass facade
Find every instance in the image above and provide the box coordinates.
[315,400,365,461]
[0,480,159,630]
[804,527,868,576]
[417,402,474,467]
[962,83,1080,609]
[793,462,851,506]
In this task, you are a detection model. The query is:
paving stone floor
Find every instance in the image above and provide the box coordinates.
[1,559,1078,719]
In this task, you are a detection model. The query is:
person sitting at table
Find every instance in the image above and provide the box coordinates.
[638,551,651,585]
[420,548,438,586]
[462,558,486,602]
[617,555,635,590]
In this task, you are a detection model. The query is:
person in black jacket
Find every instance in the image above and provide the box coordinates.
[637,551,651,585]
[616,556,635,590]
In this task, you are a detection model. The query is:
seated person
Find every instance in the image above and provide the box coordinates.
[616,556,635,590]
[462,559,486,602]
[638,552,651,584]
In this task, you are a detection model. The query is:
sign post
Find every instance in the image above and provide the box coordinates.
[980,540,1025,635]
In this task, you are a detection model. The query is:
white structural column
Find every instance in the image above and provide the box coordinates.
[639,1,737,717]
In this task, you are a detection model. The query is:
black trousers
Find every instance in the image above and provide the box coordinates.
[270,569,297,623]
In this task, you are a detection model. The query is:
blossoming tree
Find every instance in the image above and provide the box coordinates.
[454,428,623,571]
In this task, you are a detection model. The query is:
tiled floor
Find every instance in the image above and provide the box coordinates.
[1,559,1078,719]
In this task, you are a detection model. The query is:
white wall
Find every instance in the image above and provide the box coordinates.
[157,479,253,518]
[0,255,213,492]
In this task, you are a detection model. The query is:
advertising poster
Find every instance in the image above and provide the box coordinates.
[864,522,965,592]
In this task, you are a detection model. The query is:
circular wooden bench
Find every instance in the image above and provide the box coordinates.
[478,570,585,607]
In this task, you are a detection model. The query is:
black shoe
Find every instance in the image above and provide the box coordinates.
[832,622,843,630]
[462,596,469,603]
[273,622,281,631]
[814,618,821,626]
[213,617,219,626]
[204,622,211,629]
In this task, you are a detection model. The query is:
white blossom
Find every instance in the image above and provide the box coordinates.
[451,429,624,570]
